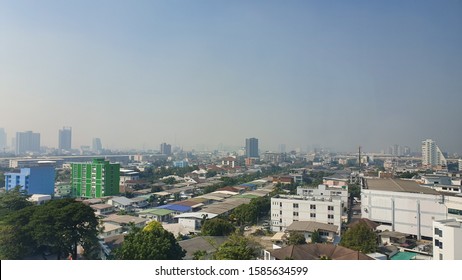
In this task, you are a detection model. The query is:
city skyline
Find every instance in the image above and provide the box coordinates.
[1,1,461,153]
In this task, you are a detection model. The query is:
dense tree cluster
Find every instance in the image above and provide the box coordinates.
[230,197,270,226]
[201,218,235,236]
[113,221,185,260]
[287,232,306,245]
[340,222,377,253]
[213,233,260,260]
[0,188,100,260]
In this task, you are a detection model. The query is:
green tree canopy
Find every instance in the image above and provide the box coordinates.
[0,186,33,218]
[0,197,100,260]
[29,198,100,260]
[310,230,323,244]
[213,233,259,260]
[114,221,185,260]
[201,218,235,236]
[287,232,306,245]
[340,222,377,253]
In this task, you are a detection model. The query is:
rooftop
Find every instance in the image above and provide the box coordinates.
[103,214,148,225]
[286,221,338,233]
[365,178,440,195]
[270,244,373,260]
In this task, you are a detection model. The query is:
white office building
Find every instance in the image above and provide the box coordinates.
[271,195,343,233]
[361,178,462,239]
[433,219,462,260]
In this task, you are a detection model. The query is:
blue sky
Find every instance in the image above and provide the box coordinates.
[1,0,461,153]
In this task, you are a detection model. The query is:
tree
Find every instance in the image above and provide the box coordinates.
[288,232,306,245]
[231,204,258,226]
[201,218,234,236]
[0,186,33,218]
[213,233,259,260]
[340,222,377,253]
[29,199,100,260]
[0,206,37,259]
[192,250,207,260]
[311,230,322,244]
[114,221,185,260]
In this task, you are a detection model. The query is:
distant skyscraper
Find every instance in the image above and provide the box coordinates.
[0,128,6,151]
[58,127,72,151]
[279,144,286,153]
[422,139,447,168]
[15,131,40,155]
[92,138,103,154]
[160,142,172,155]
[245,138,259,158]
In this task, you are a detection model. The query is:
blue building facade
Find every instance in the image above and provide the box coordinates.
[5,164,55,195]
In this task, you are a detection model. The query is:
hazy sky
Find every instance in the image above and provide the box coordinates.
[1,0,461,153]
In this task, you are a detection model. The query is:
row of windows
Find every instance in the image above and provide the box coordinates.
[448,208,462,216]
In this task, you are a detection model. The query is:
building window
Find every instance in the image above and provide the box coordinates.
[328,206,334,211]
[280,210,282,215]
[310,213,316,218]
[328,214,334,219]
[293,203,299,208]
[293,212,299,217]
[439,254,443,260]
[310,205,316,210]
[448,208,462,216]
[434,228,443,237]
[280,202,283,207]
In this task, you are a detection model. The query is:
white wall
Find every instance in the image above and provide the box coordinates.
[271,196,343,233]
[362,189,447,238]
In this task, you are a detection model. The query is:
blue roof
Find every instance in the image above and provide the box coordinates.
[157,204,191,212]
[240,183,256,187]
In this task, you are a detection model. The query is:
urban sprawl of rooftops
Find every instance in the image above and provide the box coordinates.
[1,136,462,260]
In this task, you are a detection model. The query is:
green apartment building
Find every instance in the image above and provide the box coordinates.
[71,158,120,198]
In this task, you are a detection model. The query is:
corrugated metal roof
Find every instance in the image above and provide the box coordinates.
[157,204,191,212]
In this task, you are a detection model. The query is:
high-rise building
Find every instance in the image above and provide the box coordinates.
[422,139,447,168]
[245,137,259,158]
[71,158,120,198]
[58,127,72,151]
[160,142,172,155]
[92,138,103,154]
[279,144,286,154]
[0,128,6,151]
[15,131,40,155]
[4,162,55,195]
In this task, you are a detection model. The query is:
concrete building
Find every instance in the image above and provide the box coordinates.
[160,142,172,155]
[433,219,462,260]
[71,158,120,198]
[245,137,259,158]
[0,128,6,151]
[4,162,55,195]
[271,195,343,233]
[15,131,40,155]
[58,127,72,151]
[92,138,103,154]
[361,178,460,239]
[422,139,447,168]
